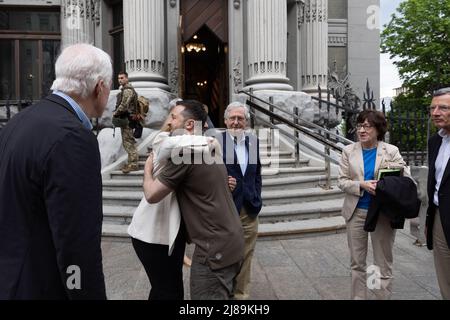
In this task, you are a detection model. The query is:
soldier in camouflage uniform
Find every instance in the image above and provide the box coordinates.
[114,72,139,173]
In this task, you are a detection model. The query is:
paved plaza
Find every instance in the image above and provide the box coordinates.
[102,226,441,300]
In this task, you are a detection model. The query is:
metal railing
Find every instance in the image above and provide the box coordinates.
[240,90,353,189]
[0,100,35,131]
[382,99,431,166]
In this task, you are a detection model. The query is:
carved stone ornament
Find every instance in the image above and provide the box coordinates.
[169,59,179,94]
[233,59,242,93]
[93,0,101,25]
[170,0,177,8]
[233,0,240,9]
[297,0,305,27]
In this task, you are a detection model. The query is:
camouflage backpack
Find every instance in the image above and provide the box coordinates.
[136,95,150,120]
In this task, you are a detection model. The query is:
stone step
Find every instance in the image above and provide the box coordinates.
[103,173,336,192]
[257,216,346,240]
[261,167,329,178]
[102,198,344,226]
[260,158,309,168]
[261,187,343,205]
[101,216,346,241]
[103,179,143,191]
[103,190,144,206]
[102,205,136,225]
[109,166,329,181]
[262,175,338,191]
[133,157,307,169]
[110,170,145,180]
[137,150,295,161]
[259,198,344,223]
[103,186,343,207]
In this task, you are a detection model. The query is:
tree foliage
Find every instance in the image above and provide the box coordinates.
[381,0,450,97]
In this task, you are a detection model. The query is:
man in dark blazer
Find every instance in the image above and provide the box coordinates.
[0,44,113,299]
[220,102,262,300]
[426,87,450,299]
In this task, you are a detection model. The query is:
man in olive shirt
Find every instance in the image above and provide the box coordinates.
[143,100,244,300]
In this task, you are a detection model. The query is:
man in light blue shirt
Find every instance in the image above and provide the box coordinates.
[427,87,450,299]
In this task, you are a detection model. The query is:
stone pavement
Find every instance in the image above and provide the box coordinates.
[102,226,441,300]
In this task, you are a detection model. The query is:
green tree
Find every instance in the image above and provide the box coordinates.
[381,0,450,97]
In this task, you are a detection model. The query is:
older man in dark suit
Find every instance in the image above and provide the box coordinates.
[426,87,450,299]
[220,102,262,300]
[0,44,112,299]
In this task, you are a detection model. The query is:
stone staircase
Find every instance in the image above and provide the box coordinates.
[102,141,346,241]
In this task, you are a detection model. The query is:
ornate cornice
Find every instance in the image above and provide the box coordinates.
[328,35,347,47]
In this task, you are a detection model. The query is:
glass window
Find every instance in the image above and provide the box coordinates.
[20,41,40,101]
[0,10,60,32]
[42,41,60,98]
[111,2,125,89]
[0,40,16,100]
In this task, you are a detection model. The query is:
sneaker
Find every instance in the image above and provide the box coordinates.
[121,164,139,174]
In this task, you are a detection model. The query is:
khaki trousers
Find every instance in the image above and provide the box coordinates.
[233,207,259,300]
[433,209,450,299]
[346,208,396,300]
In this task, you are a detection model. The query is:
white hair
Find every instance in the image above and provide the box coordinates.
[224,101,250,120]
[169,98,182,110]
[51,43,113,99]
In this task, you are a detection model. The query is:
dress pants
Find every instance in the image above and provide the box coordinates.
[433,209,450,299]
[346,208,396,300]
[233,207,259,300]
[131,229,185,300]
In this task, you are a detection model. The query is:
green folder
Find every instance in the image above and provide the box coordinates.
[377,168,402,180]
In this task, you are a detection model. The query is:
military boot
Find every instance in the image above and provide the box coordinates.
[121,163,139,174]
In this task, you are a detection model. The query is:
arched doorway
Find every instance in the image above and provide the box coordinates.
[180,0,228,127]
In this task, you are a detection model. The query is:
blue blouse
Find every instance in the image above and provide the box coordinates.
[356,147,377,210]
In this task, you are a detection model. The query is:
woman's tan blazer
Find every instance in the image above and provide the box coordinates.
[338,141,411,222]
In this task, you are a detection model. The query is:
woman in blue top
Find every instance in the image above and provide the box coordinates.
[338,110,410,300]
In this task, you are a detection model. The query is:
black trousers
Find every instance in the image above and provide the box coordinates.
[132,228,186,300]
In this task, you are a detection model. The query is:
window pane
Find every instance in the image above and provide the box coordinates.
[20,41,40,101]
[0,40,16,100]
[42,41,60,98]
[113,32,125,89]
[0,10,60,32]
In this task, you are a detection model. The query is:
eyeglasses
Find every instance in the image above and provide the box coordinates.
[228,116,246,122]
[429,105,450,112]
[356,124,373,131]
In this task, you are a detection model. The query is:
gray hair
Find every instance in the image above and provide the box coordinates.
[224,101,250,120]
[51,43,113,99]
[433,87,450,97]
[169,98,182,110]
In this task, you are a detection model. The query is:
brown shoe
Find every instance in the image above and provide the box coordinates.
[122,163,139,174]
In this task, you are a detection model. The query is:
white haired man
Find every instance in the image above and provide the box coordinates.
[220,102,262,300]
[426,87,450,299]
[0,43,112,299]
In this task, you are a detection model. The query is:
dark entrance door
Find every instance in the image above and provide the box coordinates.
[180,0,228,127]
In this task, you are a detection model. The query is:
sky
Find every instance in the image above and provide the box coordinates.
[380,0,404,98]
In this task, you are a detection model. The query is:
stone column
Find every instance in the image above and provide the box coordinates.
[245,0,293,91]
[123,0,169,90]
[299,0,328,93]
[229,0,245,99]
[166,0,180,96]
[61,0,100,46]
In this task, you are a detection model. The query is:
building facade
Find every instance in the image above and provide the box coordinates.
[0,0,380,127]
